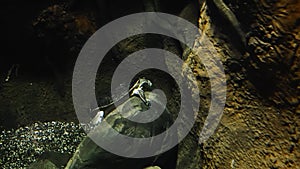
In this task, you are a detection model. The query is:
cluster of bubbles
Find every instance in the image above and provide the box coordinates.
[0,121,86,168]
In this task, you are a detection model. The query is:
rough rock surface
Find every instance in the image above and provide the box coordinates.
[179,0,300,168]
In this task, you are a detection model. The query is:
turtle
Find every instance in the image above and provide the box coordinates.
[65,91,178,169]
[82,78,153,132]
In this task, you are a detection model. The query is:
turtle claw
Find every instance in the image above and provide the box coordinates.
[130,78,152,107]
